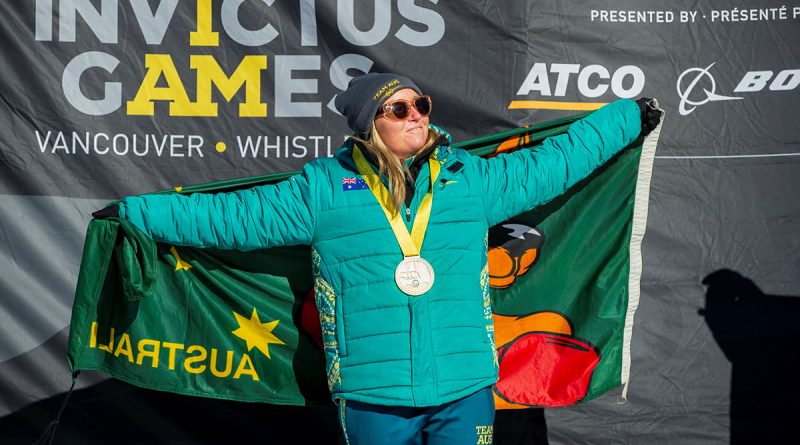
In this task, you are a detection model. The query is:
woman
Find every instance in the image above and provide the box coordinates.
[98,73,659,444]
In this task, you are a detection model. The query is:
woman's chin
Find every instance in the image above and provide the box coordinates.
[407,135,428,152]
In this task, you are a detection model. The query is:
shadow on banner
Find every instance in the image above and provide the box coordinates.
[700,269,800,445]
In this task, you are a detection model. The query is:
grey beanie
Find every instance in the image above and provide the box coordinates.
[334,73,422,138]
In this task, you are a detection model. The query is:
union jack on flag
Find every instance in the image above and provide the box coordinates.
[342,177,368,191]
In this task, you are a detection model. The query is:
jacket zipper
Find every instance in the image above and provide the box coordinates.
[405,207,411,222]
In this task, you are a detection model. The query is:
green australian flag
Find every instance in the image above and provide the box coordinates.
[67,111,660,408]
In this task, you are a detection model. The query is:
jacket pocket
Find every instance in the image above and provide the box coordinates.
[336,291,347,357]
[480,265,494,346]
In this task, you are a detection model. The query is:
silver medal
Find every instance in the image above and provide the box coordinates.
[395,256,435,296]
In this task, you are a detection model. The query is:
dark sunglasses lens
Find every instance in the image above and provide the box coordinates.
[390,101,410,119]
[414,97,431,115]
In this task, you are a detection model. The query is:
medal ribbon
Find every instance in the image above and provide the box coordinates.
[352,146,440,257]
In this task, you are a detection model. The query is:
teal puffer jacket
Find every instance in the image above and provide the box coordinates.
[120,99,642,407]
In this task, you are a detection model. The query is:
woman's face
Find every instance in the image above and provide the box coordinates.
[374,88,430,159]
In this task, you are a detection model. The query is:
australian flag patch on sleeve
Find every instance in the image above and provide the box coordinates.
[342,177,368,191]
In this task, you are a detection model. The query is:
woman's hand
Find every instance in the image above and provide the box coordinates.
[635,97,661,137]
[92,203,120,219]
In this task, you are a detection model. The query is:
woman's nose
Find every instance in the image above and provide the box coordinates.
[407,104,421,120]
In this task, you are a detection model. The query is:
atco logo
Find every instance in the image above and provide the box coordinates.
[510,63,646,111]
[677,63,800,115]
[517,63,645,98]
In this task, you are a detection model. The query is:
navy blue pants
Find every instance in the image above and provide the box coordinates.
[338,387,495,445]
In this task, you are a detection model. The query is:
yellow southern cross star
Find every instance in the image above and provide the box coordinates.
[169,246,192,271]
[231,308,285,359]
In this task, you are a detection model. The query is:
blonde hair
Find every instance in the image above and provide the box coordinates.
[354,123,440,214]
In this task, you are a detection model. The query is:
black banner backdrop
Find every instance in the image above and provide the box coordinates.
[1,1,798,444]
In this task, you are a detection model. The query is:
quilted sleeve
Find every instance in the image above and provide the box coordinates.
[119,162,320,250]
[474,99,642,226]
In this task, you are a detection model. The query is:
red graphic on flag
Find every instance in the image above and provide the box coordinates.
[489,221,600,408]
[493,314,600,408]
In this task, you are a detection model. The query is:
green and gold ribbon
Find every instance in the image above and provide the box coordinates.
[352,146,440,257]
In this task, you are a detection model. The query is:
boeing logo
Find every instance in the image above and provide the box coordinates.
[677,63,800,116]
[676,63,741,116]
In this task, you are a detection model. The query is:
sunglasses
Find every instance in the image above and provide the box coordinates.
[377,95,432,120]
